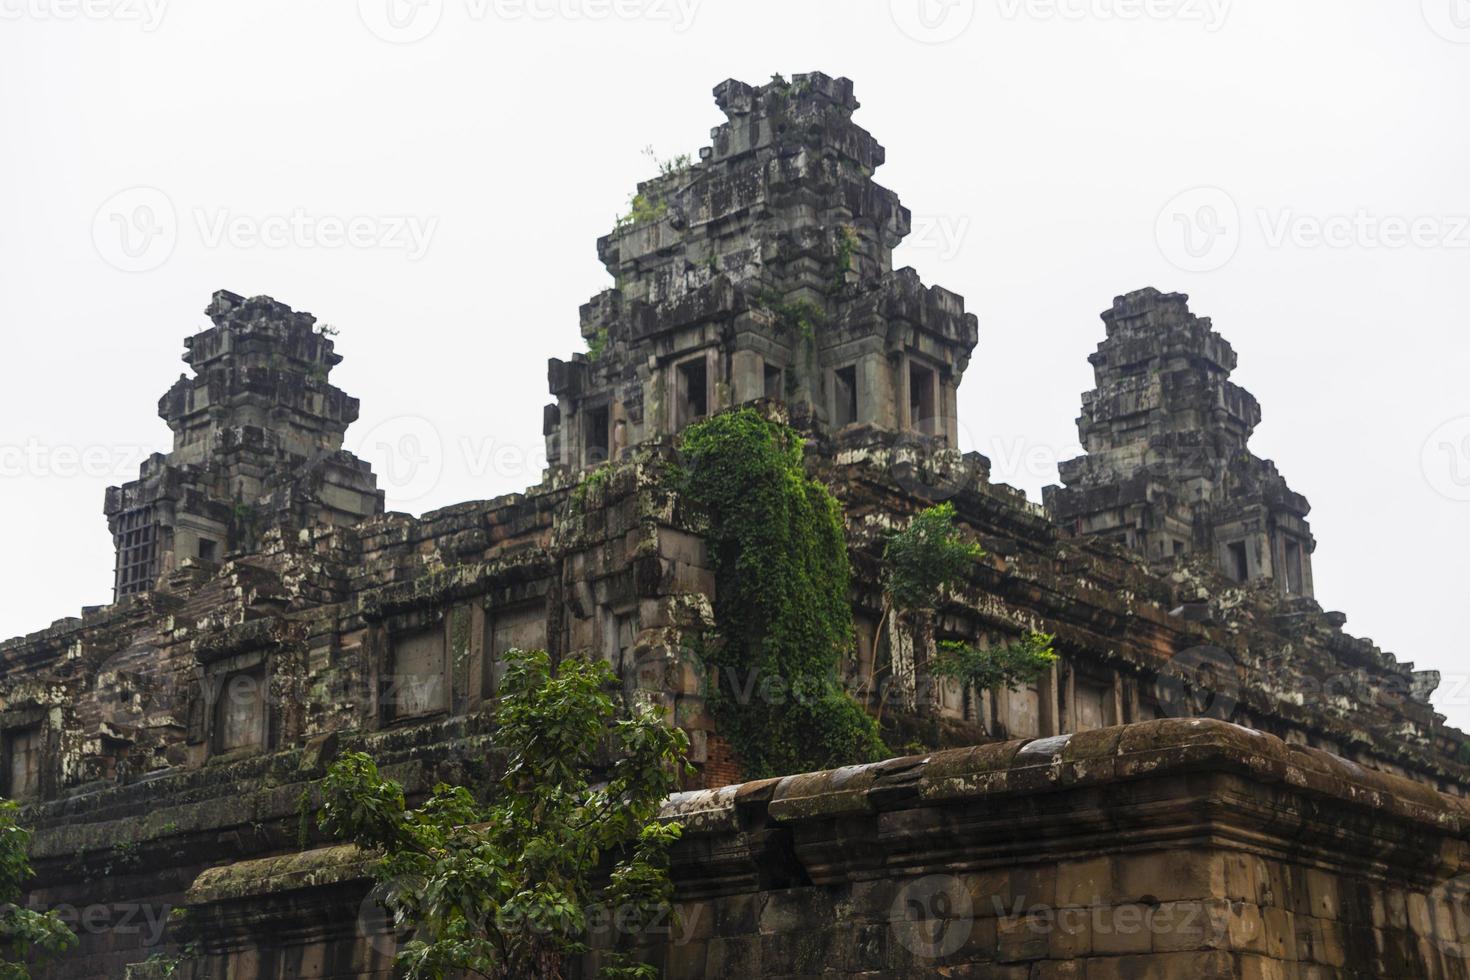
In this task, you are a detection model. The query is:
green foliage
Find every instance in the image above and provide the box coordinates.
[642,145,693,179]
[832,224,858,292]
[931,632,1059,702]
[587,327,609,363]
[754,290,825,345]
[865,503,985,712]
[613,193,668,232]
[317,649,691,980]
[572,464,613,505]
[881,503,982,615]
[676,409,887,778]
[0,800,76,978]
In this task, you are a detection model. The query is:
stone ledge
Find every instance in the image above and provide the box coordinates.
[667,718,1470,835]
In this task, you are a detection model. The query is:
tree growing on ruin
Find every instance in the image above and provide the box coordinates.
[676,409,888,779]
[316,648,691,980]
[0,800,76,979]
[868,503,1054,717]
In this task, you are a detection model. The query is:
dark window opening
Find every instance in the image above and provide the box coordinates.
[3,726,43,799]
[114,506,159,599]
[1227,541,1249,582]
[909,363,937,433]
[763,364,783,400]
[585,405,611,467]
[1285,539,1304,594]
[834,366,858,427]
[197,538,218,562]
[677,358,708,425]
[1173,540,1186,557]
[213,668,266,754]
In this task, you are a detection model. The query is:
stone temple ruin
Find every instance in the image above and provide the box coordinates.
[6,73,1470,978]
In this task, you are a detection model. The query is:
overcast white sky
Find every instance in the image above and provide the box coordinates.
[2,0,1468,728]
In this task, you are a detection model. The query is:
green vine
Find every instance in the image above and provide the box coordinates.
[832,224,858,292]
[675,409,886,778]
[586,326,609,363]
[754,290,824,371]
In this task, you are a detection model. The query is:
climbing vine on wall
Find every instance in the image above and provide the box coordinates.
[676,409,887,778]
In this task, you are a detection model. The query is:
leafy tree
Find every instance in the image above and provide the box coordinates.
[677,409,887,778]
[317,648,691,980]
[930,633,1059,706]
[0,800,76,979]
[863,502,983,707]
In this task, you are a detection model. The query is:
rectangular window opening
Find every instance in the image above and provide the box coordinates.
[834,366,858,427]
[763,363,783,400]
[1227,541,1249,583]
[677,358,708,426]
[585,405,611,467]
[198,538,218,562]
[3,726,43,800]
[214,668,267,753]
[909,363,937,433]
[390,628,448,720]
[1285,539,1304,594]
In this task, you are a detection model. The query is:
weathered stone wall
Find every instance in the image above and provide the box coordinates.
[116,720,1470,979]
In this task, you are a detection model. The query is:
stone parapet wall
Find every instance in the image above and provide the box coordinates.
[121,719,1470,979]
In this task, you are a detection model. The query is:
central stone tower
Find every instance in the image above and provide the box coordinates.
[543,72,980,471]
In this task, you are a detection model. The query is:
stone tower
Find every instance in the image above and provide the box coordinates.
[103,290,384,599]
[1044,287,1315,596]
[543,72,979,471]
